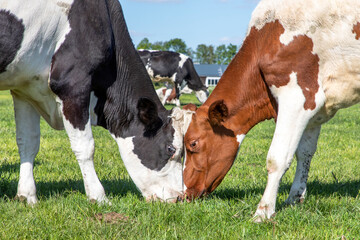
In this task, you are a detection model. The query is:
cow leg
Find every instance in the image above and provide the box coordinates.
[285,125,321,205]
[162,88,173,105]
[11,92,40,205]
[173,76,183,107]
[59,100,108,204]
[174,84,181,107]
[253,83,324,222]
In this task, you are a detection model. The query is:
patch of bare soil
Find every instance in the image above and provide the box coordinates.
[93,212,129,224]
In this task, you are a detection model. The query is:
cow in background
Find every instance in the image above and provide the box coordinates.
[138,50,208,106]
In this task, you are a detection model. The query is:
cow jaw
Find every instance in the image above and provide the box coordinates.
[112,136,183,202]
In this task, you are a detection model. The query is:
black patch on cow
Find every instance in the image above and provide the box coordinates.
[137,98,163,136]
[138,50,207,99]
[131,111,176,171]
[0,10,24,73]
[50,0,175,171]
[182,58,208,91]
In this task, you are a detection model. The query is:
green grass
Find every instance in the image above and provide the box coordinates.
[1,90,360,239]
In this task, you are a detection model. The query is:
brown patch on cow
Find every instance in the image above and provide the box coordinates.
[182,103,197,111]
[352,22,360,40]
[253,20,320,110]
[166,87,176,102]
[162,88,167,95]
[266,158,277,173]
[93,212,129,224]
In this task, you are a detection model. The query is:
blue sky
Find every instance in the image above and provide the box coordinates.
[121,0,260,50]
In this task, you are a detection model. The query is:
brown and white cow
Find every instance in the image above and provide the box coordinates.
[183,0,360,221]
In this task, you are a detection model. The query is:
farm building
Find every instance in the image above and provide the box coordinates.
[194,64,228,87]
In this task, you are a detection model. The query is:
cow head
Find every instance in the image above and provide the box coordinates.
[183,100,239,199]
[112,98,193,202]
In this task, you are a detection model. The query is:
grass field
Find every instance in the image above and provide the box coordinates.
[0,90,359,239]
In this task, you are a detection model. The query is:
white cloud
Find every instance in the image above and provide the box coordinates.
[219,36,244,45]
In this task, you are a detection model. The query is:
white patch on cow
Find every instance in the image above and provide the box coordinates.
[112,136,183,202]
[156,87,167,104]
[171,72,178,82]
[89,91,98,125]
[236,134,246,145]
[174,99,181,107]
[145,64,154,78]
[180,85,193,94]
[195,90,208,103]
[163,88,173,105]
[178,53,189,68]
[170,107,196,193]
[235,134,246,159]
[138,49,158,53]
[61,113,108,203]
[12,92,40,205]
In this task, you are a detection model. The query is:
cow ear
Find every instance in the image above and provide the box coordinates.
[182,103,198,112]
[137,98,159,127]
[208,100,229,127]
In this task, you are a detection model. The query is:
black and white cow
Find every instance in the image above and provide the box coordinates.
[0,0,188,204]
[138,50,208,106]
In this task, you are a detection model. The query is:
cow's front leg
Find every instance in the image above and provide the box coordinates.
[59,100,108,204]
[11,92,40,205]
[253,81,324,222]
[285,125,321,205]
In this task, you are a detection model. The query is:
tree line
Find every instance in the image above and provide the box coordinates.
[136,38,238,65]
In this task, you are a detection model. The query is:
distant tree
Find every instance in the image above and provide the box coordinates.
[215,44,227,64]
[196,44,216,64]
[164,38,187,53]
[136,38,236,63]
[225,44,238,64]
[185,47,195,59]
[136,38,152,50]
[151,41,167,51]
[215,44,238,64]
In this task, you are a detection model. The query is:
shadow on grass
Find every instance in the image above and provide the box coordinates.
[0,162,141,200]
[212,180,360,201]
[0,161,19,173]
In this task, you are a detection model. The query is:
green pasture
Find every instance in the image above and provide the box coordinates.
[0,90,359,239]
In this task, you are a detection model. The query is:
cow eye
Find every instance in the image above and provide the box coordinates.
[167,144,176,156]
[190,140,197,148]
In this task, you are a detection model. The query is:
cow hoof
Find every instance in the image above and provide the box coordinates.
[15,194,38,206]
[284,195,305,205]
[253,206,275,223]
[252,214,265,223]
[90,196,112,206]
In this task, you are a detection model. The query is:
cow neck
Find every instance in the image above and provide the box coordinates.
[102,0,167,137]
[204,40,277,136]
